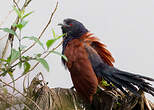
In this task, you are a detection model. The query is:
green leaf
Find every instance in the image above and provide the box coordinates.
[0,58,7,62]
[22,11,33,20]
[0,71,7,77]
[13,20,28,30]
[0,28,17,36]
[23,61,30,74]
[13,6,21,18]
[101,79,110,86]
[19,45,27,51]
[10,48,20,63]
[46,39,56,49]
[21,20,28,28]
[20,9,25,18]
[46,33,65,49]
[23,36,45,49]
[36,58,49,72]
[52,29,56,38]
[34,53,42,58]
[56,33,65,39]
[8,70,15,92]
[6,56,11,63]
[13,23,22,30]
[18,62,22,68]
[51,51,68,61]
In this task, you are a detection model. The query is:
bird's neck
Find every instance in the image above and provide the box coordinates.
[62,32,93,54]
[80,32,93,40]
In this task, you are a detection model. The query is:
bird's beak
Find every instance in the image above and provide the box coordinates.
[58,23,64,26]
[58,22,70,28]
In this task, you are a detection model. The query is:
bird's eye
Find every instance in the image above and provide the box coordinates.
[69,24,73,26]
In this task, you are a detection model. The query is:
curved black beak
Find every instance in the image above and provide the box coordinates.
[58,22,70,28]
[58,23,63,26]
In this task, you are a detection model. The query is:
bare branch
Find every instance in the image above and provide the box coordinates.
[13,0,20,10]
[0,79,42,110]
[0,34,8,41]
[22,1,59,55]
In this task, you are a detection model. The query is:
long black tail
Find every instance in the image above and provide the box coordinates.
[85,44,154,97]
[101,67,154,97]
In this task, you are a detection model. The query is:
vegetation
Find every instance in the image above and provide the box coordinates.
[0,0,153,110]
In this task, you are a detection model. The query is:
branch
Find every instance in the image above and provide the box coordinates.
[22,1,58,55]
[1,73,154,110]
[0,79,42,110]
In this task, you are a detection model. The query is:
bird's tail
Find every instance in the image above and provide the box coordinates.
[102,69,154,97]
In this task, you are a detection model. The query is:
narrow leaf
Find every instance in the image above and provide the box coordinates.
[18,62,22,68]
[21,20,28,28]
[34,53,42,58]
[0,58,7,62]
[22,11,33,20]
[8,71,15,92]
[46,39,56,49]
[10,48,20,63]
[51,51,68,61]
[52,29,56,38]
[20,9,25,18]
[16,24,23,30]
[23,61,31,74]
[36,58,49,72]
[56,33,65,39]
[13,20,28,30]
[0,28,17,36]
[19,45,27,51]
[23,36,44,49]
[13,6,21,18]
[0,72,7,77]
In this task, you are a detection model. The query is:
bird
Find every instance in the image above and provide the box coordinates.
[59,18,154,103]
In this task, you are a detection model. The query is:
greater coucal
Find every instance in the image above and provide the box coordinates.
[59,18,154,103]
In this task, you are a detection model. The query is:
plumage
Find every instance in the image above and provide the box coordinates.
[59,18,154,103]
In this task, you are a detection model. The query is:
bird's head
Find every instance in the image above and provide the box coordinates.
[58,18,88,38]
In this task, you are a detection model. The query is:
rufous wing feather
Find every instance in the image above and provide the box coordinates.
[82,34,115,67]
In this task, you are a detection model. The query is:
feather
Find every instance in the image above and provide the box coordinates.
[84,43,154,97]
[64,38,98,103]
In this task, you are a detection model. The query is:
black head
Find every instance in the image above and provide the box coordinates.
[59,18,88,38]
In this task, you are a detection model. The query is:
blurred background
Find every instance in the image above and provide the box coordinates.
[0,0,154,101]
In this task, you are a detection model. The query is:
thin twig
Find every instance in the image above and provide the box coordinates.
[0,95,18,110]
[13,0,20,10]
[29,40,63,72]
[7,1,59,85]
[0,34,8,41]
[0,10,14,27]
[2,0,32,60]
[1,39,9,59]
[0,79,42,110]
[7,39,63,85]
[0,90,31,110]
[22,1,58,55]
[22,40,63,92]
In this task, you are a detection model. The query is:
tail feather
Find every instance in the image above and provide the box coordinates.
[102,68,154,97]
[104,77,129,96]
[107,74,140,96]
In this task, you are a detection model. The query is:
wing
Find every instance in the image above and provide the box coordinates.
[64,39,98,103]
[83,35,115,84]
[84,43,154,97]
[84,36,115,66]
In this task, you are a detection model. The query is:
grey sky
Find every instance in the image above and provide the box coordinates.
[0,0,154,101]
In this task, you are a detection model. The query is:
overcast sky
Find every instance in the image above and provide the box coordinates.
[0,0,154,101]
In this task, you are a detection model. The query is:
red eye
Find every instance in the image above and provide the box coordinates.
[69,24,73,26]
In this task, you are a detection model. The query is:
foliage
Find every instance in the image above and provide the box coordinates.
[0,3,66,95]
